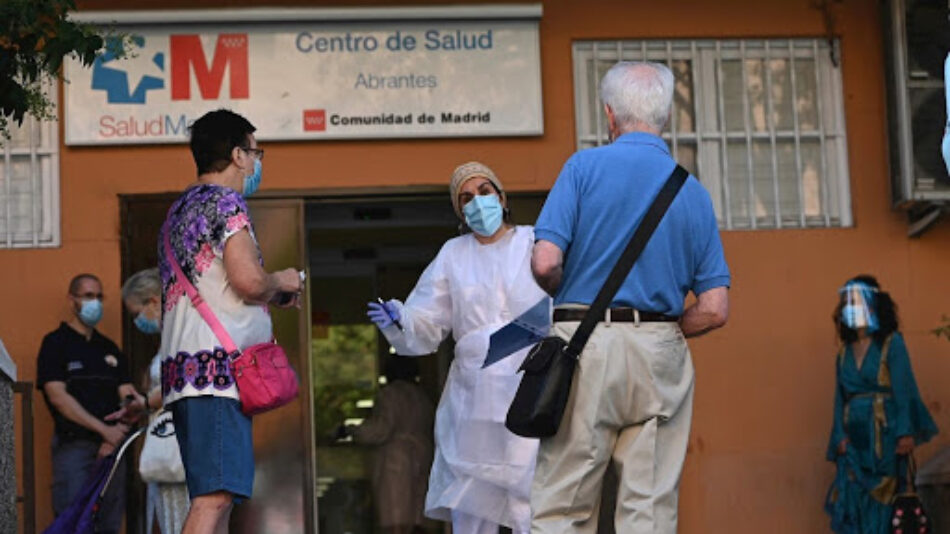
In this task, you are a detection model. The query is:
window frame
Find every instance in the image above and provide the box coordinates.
[1,86,61,249]
[572,38,853,230]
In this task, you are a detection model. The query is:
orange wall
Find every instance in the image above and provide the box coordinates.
[4,0,950,532]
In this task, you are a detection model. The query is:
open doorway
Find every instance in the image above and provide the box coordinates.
[306,192,544,534]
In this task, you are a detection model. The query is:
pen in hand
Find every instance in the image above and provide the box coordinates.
[377,297,404,331]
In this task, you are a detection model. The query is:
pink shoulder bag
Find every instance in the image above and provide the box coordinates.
[164,233,299,416]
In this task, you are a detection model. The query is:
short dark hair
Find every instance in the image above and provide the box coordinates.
[188,109,256,176]
[68,273,101,295]
[832,274,900,345]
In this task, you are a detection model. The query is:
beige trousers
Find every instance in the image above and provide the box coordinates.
[530,319,695,534]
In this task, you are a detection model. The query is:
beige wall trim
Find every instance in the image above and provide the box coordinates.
[70,4,543,25]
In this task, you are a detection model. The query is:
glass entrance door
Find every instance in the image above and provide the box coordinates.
[307,196,457,534]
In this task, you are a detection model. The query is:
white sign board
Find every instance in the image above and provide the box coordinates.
[64,18,543,144]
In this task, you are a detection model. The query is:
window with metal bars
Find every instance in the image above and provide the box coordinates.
[0,108,60,248]
[573,39,852,230]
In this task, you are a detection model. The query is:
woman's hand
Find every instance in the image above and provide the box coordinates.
[896,436,915,455]
[271,268,303,308]
[274,268,303,293]
[837,438,849,455]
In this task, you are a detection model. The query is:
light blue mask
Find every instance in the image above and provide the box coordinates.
[463,194,504,237]
[134,311,161,334]
[78,299,103,327]
[243,158,262,197]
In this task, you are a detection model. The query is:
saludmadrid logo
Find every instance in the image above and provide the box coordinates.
[90,34,250,139]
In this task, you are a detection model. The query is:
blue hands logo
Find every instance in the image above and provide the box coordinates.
[91,36,165,104]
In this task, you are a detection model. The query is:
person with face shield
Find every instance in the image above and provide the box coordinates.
[367,162,550,534]
[121,268,190,534]
[825,275,938,533]
[35,273,143,533]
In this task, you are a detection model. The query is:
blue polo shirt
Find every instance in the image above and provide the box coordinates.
[535,132,730,316]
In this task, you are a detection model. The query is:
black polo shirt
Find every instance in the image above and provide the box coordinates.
[36,322,131,442]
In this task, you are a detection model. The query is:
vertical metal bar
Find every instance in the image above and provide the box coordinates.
[740,41,757,229]
[667,41,679,158]
[14,382,36,534]
[593,42,604,146]
[764,41,782,228]
[29,117,39,246]
[813,39,832,226]
[788,41,806,227]
[572,43,588,150]
[715,41,733,229]
[887,0,915,205]
[50,85,61,246]
[692,41,706,189]
[828,39,852,227]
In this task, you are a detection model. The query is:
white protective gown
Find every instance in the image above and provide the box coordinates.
[382,225,548,532]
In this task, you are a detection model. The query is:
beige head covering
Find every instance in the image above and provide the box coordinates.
[450,161,505,218]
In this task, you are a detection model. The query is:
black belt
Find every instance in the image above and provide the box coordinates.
[553,307,679,323]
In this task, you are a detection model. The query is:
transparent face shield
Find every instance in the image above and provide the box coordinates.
[839,281,879,333]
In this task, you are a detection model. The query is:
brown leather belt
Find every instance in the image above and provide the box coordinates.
[553,307,679,323]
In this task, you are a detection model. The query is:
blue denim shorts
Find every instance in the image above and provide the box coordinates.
[169,396,254,500]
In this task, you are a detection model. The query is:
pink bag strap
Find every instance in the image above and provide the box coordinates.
[163,230,239,354]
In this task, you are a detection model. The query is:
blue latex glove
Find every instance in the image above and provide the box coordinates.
[367,300,400,329]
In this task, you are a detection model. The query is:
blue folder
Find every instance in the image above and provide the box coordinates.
[483,298,551,368]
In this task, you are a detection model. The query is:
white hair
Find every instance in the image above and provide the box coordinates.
[599,61,674,132]
[121,267,161,304]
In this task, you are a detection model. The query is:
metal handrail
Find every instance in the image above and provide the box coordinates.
[13,381,35,534]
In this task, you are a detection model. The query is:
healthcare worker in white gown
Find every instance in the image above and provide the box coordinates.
[367,161,548,534]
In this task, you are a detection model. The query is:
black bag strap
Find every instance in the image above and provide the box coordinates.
[564,165,689,358]
[898,453,918,494]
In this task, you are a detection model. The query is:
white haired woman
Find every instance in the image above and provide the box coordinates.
[121,267,189,534]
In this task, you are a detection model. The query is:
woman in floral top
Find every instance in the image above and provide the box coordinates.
[159,109,302,534]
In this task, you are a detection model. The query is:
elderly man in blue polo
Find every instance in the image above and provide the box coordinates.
[530,61,731,533]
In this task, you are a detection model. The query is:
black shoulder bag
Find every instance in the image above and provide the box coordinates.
[505,165,689,438]
[891,454,930,533]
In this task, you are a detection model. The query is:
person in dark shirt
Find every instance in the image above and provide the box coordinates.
[36,273,144,534]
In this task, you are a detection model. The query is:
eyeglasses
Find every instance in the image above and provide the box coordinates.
[241,147,265,161]
[72,292,104,301]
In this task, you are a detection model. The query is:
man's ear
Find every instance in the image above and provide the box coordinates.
[604,104,617,131]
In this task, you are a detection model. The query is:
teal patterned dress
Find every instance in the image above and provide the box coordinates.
[825,332,938,534]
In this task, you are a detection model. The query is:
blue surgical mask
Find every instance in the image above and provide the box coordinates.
[134,311,161,334]
[463,194,504,237]
[78,299,103,327]
[243,158,262,197]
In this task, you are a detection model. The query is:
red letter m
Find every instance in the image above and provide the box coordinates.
[170,34,249,100]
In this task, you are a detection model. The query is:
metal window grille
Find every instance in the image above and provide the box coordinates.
[573,39,852,230]
[0,100,60,248]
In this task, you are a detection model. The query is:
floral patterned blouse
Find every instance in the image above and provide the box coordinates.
[158,184,272,404]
